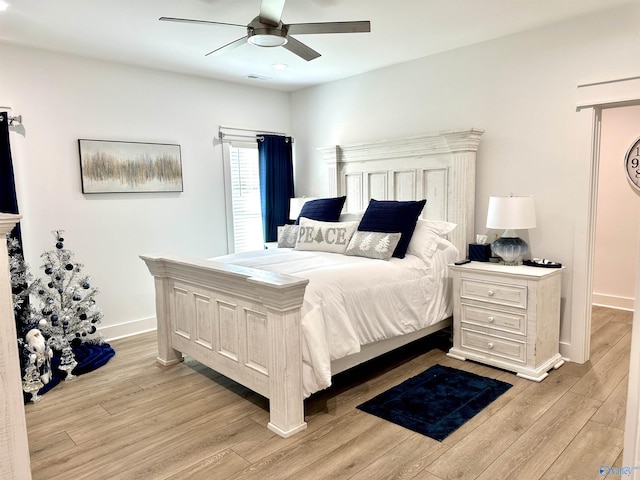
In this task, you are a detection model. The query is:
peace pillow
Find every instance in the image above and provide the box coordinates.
[357,199,426,258]
[295,217,358,253]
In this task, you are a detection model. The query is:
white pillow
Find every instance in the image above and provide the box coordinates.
[339,211,365,223]
[419,219,457,236]
[346,231,401,260]
[295,217,358,253]
[406,221,451,260]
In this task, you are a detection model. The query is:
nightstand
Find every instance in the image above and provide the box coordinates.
[447,262,564,381]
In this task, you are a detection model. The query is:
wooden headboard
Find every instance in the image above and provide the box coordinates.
[318,129,484,260]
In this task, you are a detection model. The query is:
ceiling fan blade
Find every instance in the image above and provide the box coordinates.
[287,21,371,35]
[205,36,248,57]
[159,16,247,28]
[259,0,286,27]
[282,36,321,61]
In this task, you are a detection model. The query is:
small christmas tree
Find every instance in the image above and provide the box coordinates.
[9,230,115,401]
[30,230,106,379]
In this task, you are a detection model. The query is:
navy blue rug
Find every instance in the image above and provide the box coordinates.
[356,364,512,441]
[30,342,115,399]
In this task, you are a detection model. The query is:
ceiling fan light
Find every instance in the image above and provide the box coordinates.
[247,27,287,47]
[248,33,288,47]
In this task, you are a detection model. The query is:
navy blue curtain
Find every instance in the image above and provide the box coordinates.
[0,112,27,337]
[258,135,294,242]
[0,112,20,230]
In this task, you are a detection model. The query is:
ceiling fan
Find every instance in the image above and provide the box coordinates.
[160,0,371,61]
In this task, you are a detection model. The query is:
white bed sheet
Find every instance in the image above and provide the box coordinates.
[213,243,458,396]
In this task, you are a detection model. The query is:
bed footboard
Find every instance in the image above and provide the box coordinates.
[141,253,309,438]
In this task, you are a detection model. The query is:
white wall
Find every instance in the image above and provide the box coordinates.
[3,3,639,356]
[593,105,640,310]
[0,44,291,339]
[290,4,640,360]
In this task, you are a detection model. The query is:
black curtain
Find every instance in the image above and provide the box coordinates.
[258,135,294,242]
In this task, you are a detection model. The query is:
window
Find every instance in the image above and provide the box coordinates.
[226,143,264,252]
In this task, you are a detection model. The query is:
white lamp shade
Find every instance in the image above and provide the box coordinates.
[289,197,318,220]
[486,196,536,230]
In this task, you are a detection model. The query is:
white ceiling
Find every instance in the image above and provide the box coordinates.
[0,0,634,92]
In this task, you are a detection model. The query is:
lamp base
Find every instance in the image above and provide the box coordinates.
[491,235,528,266]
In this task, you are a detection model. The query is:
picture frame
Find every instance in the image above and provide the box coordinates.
[78,139,183,193]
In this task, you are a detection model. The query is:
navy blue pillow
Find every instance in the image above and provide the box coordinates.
[295,196,346,224]
[358,199,427,258]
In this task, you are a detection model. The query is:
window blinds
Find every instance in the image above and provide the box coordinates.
[229,145,264,252]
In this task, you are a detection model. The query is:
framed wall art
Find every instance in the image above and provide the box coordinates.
[78,139,183,193]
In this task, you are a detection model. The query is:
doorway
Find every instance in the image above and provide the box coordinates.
[575,75,640,473]
[593,106,640,311]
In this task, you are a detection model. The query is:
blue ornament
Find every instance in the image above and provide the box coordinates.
[56,242,63,249]
[83,283,90,289]
[73,294,82,301]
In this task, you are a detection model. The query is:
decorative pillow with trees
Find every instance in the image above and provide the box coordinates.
[346,231,401,260]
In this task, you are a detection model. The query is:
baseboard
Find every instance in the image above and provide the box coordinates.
[100,316,156,341]
[592,293,635,311]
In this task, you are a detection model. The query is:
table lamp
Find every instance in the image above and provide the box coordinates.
[486,195,536,265]
[289,197,317,221]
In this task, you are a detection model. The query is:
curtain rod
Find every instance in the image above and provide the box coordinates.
[219,132,266,142]
[0,106,22,126]
[219,125,286,135]
[218,126,292,143]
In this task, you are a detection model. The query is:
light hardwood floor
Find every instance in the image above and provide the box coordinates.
[26,306,631,479]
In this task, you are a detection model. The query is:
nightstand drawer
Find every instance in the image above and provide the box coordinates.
[461,328,526,363]
[461,278,527,309]
[460,304,526,335]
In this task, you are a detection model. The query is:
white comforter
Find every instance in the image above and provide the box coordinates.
[214,245,458,396]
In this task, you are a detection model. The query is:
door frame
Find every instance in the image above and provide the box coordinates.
[575,75,640,473]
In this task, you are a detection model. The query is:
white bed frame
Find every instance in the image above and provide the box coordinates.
[141,128,483,438]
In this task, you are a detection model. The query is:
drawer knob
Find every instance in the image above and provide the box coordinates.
[487,342,494,350]
[487,316,495,323]
[487,290,495,297]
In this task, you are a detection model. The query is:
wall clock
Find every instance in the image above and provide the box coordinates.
[624,136,640,191]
